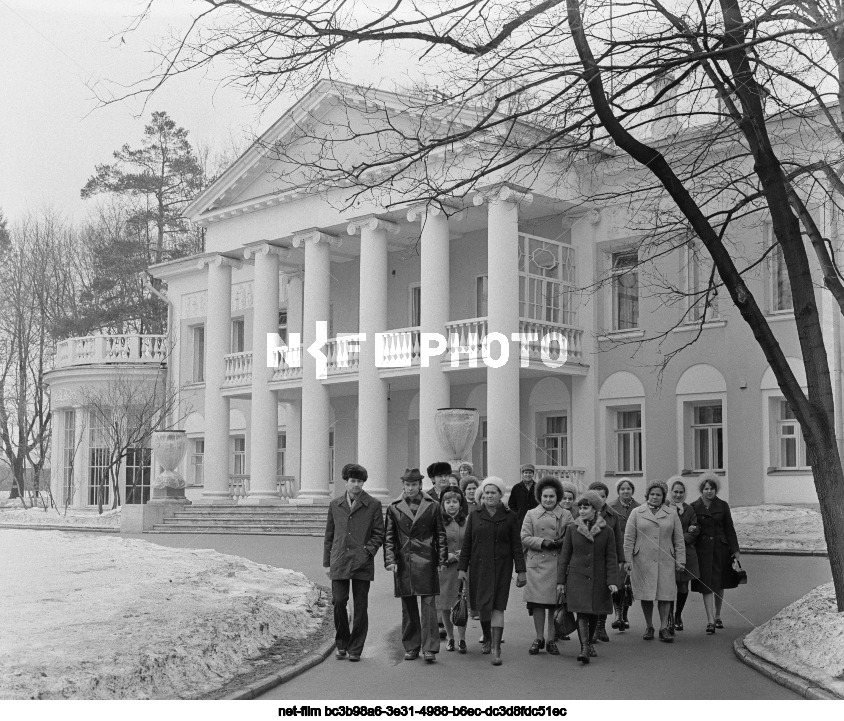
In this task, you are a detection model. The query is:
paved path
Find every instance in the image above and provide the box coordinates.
[132,533,832,700]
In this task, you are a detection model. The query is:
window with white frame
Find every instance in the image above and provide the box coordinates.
[278,311,288,344]
[409,284,421,327]
[518,234,576,325]
[192,325,205,382]
[777,400,808,469]
[476,275,489,317]
[328,429,335,482]
[691,403,724,471]
[685,239,719,322]
[62,409,76,506]
[190,438,204,486]
[88,411,110,506]
[611,251,639,330]
[277,432,287,478]
[766,222,793,313]
[538,414,569,467]
[125,447,152,504]
[232,436,246,476]
[231,317,245,353]
[615,408,643,473]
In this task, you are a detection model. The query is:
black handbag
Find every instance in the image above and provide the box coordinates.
[623,573,634,606]
[554,587,577,639]
[451,581,468,627]
[725,558,748,589]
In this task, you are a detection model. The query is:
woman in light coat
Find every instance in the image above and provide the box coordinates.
[623,480,685,643]
[520,476,572,655]
[437,486,468,653]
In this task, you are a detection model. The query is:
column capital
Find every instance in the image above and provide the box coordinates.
[242,242,291,261]
[347,214,401,236]
[197,254,243,271]
[406,202,460,223]
[472,183,534,208]
[291,228,342,249]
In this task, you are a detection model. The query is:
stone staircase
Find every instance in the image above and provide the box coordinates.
[149,504,331,536]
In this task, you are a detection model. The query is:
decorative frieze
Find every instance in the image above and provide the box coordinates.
[182,291,207,318]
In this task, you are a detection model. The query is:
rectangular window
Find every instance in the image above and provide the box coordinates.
[409,284,421,327]
[686,240,719,322]
[778,401,808,469]
[233,436,246,476]
[231,317,245,353]
[62,410,76,506]
[88,412,110,506]
[125,447,152,504]
[518,234,576,325]
[539,415,569,467]
[277,432,286,478]
[328,429,335,482]
[190,439,205,486]
[480,419,488,479]
[476,275,489,317]
[192,325,205,382]
[767,222,793,313]
[612,251,639,330]
[615,409,643,473]
[692,404,724,471]
[278,311,288,344]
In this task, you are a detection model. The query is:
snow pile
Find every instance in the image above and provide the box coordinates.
[732,504,826,552]
[0,530,327,699]
[0,505,121,529]
[745,582,844,696]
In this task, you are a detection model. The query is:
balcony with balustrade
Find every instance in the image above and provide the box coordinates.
[54,334,168,368]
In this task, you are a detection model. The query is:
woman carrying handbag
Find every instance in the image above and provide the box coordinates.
[437,486,468,653]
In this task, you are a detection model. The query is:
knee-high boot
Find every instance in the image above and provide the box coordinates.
[576,616,590,664]
[480,621,492,654]
[622,603,630,629]
[596,615,609,642]
[587,615,598,657]
[491,627,503,666]
[611,593,624,630]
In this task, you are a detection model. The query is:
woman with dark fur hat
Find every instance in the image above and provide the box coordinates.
[521,476,572,655]
[559,490,619,664]
[426,461,453,502]
[437,486,468,653]
[587,481,625,642]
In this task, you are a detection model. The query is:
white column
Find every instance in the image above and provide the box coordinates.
[72,404,85,509]
[349,215,398,498]
[408,204,451,469]
[287,271,304,336]
[283,272,303,492]
[243,244,284,504]
[198,255,239,504]
[475,185,532,488]
[291,230,335,500]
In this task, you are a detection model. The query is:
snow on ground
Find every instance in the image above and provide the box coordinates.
[745,582,844,695]
[0,529,328,700]
[0,503,120,528]
[732,504,826,552]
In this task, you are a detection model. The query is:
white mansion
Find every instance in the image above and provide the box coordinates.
[47,81,838,511]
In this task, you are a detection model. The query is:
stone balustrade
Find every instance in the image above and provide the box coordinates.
[534,465,587,491]
[54,334,167,368]
[223,351,253,387]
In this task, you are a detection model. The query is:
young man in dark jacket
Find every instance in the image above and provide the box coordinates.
[507,463,539,525]
[323,463,385,662]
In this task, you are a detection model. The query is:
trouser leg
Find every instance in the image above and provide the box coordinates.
[420,595,440,653]
[401,596,422,652]
[331,579,351,651]
[346,579,370,656]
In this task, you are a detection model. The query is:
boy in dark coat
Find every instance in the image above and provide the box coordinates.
[323,463,385,661]
[507,463,539,525]
[384,468,449,662]
[426,461,452,502]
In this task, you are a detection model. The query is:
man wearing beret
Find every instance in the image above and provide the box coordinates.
[426,461,452,503]
[323,463,385,662]
[507,463,539,526]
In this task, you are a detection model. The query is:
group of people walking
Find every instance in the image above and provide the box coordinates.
[323,460,741,668]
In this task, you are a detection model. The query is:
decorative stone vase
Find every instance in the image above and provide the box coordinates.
[151,430,188,494]
[434,408,479,470]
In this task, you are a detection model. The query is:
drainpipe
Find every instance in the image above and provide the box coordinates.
[144,273,176,432]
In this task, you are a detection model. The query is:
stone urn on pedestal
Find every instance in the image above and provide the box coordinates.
[150,430,190,503]
[434,408,480,471]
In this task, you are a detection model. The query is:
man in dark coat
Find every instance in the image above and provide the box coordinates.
[507,463,538,525]
[426,461,452,502]
[323,463,385,662]
[384,467,448,663]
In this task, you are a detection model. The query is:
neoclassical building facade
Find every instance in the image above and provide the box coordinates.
[48,80,842,509]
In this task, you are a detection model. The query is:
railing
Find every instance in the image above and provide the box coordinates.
[229,474,250,499]
[518,320,583,364]
[271,344,303,381]
[445,317,488,360]
[534,465,587,491]
[223,351,253,386]
[377,327,421,367]
[229,474,297,500]
[326,336,361,375]
[277,475,298,499]
[54,334,167,368]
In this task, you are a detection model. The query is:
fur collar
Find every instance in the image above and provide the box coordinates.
[574,513,606,541]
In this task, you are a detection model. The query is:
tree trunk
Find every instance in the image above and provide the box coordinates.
[810,443,844,611]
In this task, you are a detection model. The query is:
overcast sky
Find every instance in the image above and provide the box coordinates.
[0,0,422,225]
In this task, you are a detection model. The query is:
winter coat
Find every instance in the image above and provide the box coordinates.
[624,504,686,602]
[384,492,448,597]
[520,505,573,605]
[437,517,467,611]
[458,503,526,614]
[323,490,385,582]
[608,497,640,537]
[690,496,739,594]
[669,502,700,583]
[558,514,619,615]
[508,481,539,526]
[600,504,625,568]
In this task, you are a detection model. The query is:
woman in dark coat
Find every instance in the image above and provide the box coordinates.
[667,476,700,633]
[437,486,468,653]
[558,490,619,665]
[458,476,526,666]
[608,477,640,629]
[588,481,625,643]
[691,473,740,634]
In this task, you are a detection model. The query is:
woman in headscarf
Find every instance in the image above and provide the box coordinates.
[437,486,469,653]
[458,476,526,666]
[666,476,700,633]
[608,477,639,629]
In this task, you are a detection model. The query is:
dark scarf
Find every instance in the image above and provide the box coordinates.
[405,492,422,517]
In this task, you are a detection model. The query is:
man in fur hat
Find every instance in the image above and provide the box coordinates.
[426,461,452,503]
[323,463,385,662]
[508,463,539,525]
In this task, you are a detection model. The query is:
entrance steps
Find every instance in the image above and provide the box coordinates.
[149,504,331,536]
